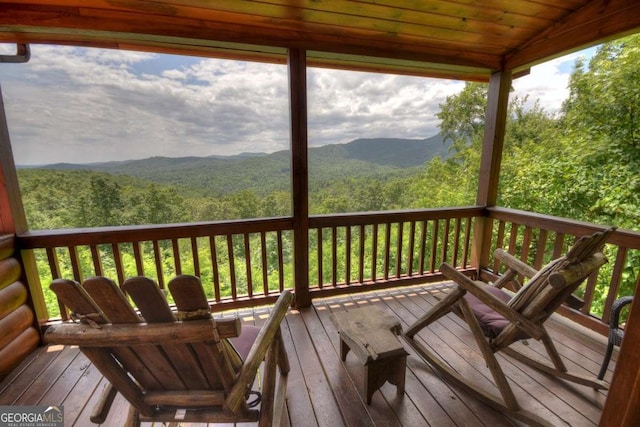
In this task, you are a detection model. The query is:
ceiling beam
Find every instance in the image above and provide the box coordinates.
[505,0,640,72]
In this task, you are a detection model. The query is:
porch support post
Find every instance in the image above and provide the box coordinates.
[288,49,311,307]
[0,84,47,323]
[472,70,511,270]
[599,287,640,426]
[0,85,26,234]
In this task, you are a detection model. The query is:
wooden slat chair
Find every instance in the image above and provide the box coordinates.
[404,227,615,427]
[45,274,293,426]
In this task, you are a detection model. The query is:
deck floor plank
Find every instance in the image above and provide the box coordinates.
[411,288,600,426]
[0,344,65,403]
[286,308,347,427]
[13,345,80,406]
[380,287,518,427]
[0,283,612,427]
[299,303,383,426]
[422,289,607,423]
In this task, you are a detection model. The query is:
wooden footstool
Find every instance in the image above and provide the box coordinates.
[330,306,408,404]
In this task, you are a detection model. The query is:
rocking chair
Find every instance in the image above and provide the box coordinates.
[404,227,615,426]
[45,274,293,426]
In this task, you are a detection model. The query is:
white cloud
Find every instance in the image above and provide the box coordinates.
[0,44,595,165]
[512,48,596,114]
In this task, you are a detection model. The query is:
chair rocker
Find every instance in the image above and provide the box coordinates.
[403,227,614,426]
[45,274,294,426]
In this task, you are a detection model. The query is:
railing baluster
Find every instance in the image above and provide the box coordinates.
[463,217,472,268]
[90,245,103,276]
[209,236,221,302]
[261,231,268,295]
[152,240,164,289]
[452,218,460,268]
[331,226,337,287]
[441,219,450,266]
[508,223,518,255]
[522,226,532,264]
[358,225,365,283]
[552,233,565,259]
[112,243,125,284]
[171,239,181,275]
[407,221,415,276]
[396,222,403,278]
[533,229,547,270]
[277,230,284,292]
[46,248,67,320]
[345,226,351,286]
[191,237,200,278]
[244,233,252,298]
[581,273,598,316]
[227,235,236,299]
[133,242,144,276]
[371,224,378,282]
[46,247,60,280]
[384,223,391,280]
[602,247,628,321]
[493,220,506,272]
[317,228,323,288]
[418,220,426,274]
[68,246,82,282]
[430,220,438,273]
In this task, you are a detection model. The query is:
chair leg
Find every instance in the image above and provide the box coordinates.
[125,405,141,427]
[405,286,465,338]
[458,298,519,410]
[540,329,567,373]
[598,343,614,380]
[90,383,117,424]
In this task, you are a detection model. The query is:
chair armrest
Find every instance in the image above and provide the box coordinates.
[225,290,294,413]
[44,318,240,346]
[611,296,634,329]
[494,248,538,278]
[440,263,544,340]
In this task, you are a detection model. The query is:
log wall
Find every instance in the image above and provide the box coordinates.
[0,234,39,381]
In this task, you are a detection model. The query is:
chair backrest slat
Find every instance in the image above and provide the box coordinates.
[123,276,212,390]
[51,278,166,392]
[494,227,615,349]
[168,275,244,391]
[83,277,188,391]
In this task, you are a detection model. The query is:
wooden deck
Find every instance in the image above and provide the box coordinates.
[0,283,612,426]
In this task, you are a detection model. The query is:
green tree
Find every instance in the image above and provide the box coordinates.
[85,176,124,226]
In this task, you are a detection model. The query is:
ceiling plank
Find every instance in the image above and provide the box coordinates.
[0,3,503,70]
[505,0,640,71]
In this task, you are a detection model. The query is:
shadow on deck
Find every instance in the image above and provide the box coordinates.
[0,283,612,426]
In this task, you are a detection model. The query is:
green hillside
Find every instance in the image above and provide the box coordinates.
[32,135,450,198]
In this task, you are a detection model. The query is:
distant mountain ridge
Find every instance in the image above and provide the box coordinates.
[24,134,450,197]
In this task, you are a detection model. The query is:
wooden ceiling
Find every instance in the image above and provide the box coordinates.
[1,1,640,81]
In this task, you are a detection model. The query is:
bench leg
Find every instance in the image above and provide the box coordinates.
[340,337,350,361]
[364,355,407,404]
[392,355,407,396]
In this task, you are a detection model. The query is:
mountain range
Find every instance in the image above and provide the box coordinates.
[26,134,450,197]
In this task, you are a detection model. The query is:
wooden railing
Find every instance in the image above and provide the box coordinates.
[17,208,481,320]
[18,218,295,319]
[485,207,640,335]
[16,206,640,336]
[307,207,480,298]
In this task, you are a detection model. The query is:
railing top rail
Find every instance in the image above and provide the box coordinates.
[487,207,640,249]
[17,217,294,248]
[310,206,484,227]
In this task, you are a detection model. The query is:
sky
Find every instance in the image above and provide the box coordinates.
[0,44,596,166]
